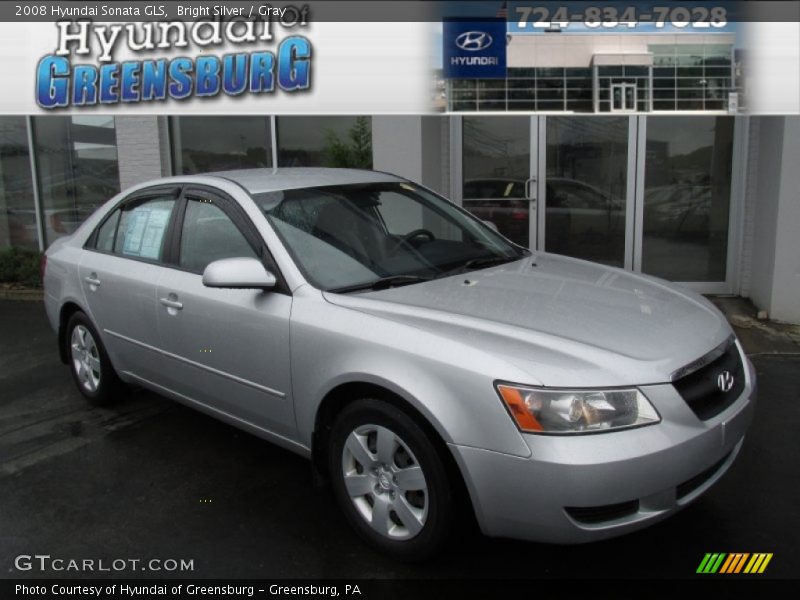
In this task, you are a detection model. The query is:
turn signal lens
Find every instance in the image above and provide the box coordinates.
[497,385,543,431]
[496,384,659,434]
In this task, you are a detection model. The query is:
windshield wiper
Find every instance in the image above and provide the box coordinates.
[437,255,519,278]
[463,256,518,270]
[328,275,433,294]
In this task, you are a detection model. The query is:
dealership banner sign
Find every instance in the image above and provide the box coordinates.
[0,2,439,113]
[36,16,312,108]
[0,2,796,113]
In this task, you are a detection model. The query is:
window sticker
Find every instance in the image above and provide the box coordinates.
[122,206,172,259]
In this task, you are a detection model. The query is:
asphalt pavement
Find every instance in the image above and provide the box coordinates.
[1,299,798,579]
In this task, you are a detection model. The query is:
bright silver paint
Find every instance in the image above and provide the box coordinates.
[202,257,277,290]
[44,168,756,544]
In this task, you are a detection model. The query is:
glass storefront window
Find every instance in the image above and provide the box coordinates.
[545,117,629,267]
[508,68,536,79]
[642,117,734,281]
[565,68,592,78]
[0,117,37,249]
[33,116,120,247]
[171,117,272,175]
[276,116,371,167]
[462,116,530,248]
[648,44,734,111]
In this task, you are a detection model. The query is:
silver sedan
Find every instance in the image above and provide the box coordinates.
[43,168,756,559]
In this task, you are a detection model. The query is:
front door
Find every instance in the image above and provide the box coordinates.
[611,83,637,112]
[155,188,295,437]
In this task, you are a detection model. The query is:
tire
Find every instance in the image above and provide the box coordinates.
[328,398,454,560]
[66,311,122,405]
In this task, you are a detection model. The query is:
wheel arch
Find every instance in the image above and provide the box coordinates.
[310,380,477,522]
[57,300,86,364]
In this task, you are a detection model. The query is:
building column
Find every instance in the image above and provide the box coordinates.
[114,116,170,191]
[747,116,800,323]
[371,116,449,196]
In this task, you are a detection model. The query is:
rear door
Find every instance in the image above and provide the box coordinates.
[155,186,295,437]
[79,187,181,383]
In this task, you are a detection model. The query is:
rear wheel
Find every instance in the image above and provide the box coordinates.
[328,399,454,560]
[66,311,121,405]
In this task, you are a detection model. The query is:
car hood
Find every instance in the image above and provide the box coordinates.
[322,254,732,387]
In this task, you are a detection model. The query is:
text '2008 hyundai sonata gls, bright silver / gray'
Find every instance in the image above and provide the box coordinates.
[43,168,756,559]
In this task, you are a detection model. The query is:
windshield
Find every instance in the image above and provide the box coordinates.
[255,182,527,292]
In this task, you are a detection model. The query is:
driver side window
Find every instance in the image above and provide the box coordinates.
[179,197,258,273]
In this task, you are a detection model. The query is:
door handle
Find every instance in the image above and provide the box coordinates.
[84,274,101,287]
[159,297,183,310]
[525,177,537,201]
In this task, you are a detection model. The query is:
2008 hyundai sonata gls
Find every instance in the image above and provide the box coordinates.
[44,168,755,559]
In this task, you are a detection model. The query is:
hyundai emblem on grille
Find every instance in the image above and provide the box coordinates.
[717,371,735,393]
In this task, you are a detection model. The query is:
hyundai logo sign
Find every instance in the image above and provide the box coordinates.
[443,19,507,79]
[455,31,493,52]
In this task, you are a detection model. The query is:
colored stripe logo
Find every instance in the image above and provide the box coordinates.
[697,553,773,574]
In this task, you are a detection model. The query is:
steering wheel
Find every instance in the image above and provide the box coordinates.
[389,229,436,254]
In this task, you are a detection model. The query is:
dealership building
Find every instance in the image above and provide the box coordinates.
[448,32,740,113]
[1,113,798,323]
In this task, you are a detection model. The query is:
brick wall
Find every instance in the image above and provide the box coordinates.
[114,116,169,191]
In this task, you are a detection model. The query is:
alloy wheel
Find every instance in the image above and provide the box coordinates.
[70,325,101,393]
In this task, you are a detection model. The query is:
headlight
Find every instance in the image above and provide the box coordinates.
[496,383,660,434]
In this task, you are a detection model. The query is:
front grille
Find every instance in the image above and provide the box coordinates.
[673,341,745,421]
[676,451,732,499]
[565,500,639,525]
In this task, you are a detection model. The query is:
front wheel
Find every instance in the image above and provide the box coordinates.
[328,399,454,560]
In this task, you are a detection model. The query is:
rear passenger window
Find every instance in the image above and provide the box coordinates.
[179,198,257,273]
[114,197,176,260]
[95,209,120,252]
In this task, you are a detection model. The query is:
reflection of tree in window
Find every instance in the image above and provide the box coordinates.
[277,117,372,168]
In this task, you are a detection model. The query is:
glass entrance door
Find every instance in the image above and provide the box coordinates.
[611,83,637,112]
[455,115,739,292]
[461,116,536,249]
[460,115,632,263]
[543,117,632,268]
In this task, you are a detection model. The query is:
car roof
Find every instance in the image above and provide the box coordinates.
[206,167,405,195]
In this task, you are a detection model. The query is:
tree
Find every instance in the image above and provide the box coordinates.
[324,117,372,169]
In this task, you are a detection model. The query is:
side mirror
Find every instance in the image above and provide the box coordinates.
[202,257,276,290]
[482,220,499,232]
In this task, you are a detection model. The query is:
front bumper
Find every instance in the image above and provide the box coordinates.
[451,357,757,544]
